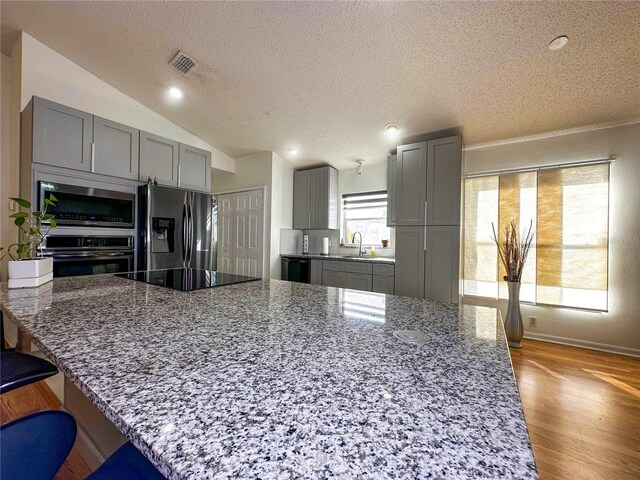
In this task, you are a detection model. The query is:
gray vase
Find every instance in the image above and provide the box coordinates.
[505,281,524,348]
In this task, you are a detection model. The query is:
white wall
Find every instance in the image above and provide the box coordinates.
[463,122,640,356]
[19,32,234,173]
[270,153,294,279]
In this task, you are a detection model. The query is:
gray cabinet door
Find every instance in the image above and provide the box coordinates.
[293,170,311,229]
[310,260,323,285]
[426,136,462,226]
[139,131,179,186]
[372,275,395,295]
[31,97,93,172]
[323,270,347,288]
[178,144,211,192]
[346,272,372,291]
[395,142,427,226]
[394,226,425,298]
[424,226,460,303]
[310,167,329,229]
[387,154,398,226]
[93,116,139,180]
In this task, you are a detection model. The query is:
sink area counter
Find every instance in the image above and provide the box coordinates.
[0,275,536,479]
[282,253,395,264]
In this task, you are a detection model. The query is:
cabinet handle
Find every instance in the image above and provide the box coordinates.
[424,200,428,225]
[90,142,95,172]
[308,211,311,228]
[177,164,181,186]
[424,226,427,251]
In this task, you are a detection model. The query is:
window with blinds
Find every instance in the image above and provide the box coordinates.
[463,163,610,311]
[342,191,391,246]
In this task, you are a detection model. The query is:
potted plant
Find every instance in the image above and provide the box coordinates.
[0,195,57,289]
[491,220,535,349]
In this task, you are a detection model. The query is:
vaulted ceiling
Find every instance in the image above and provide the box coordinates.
[2,1,639,169]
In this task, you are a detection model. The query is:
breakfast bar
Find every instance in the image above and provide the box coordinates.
[0,274,537,479]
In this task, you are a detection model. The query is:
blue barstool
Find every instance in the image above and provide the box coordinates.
[1,350,59,394]
[1,410,165,480]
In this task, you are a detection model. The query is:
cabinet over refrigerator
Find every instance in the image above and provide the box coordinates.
[138,184,215,271]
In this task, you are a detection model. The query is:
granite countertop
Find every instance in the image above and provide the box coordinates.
[282,253,395,264]
[0,276,536,479]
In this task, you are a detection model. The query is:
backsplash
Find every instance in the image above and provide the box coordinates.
[280,228,395,258]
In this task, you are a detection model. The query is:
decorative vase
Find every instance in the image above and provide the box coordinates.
[504,281,524,348]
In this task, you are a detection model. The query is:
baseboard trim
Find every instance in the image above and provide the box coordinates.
[73,422,106,471]
[523,332,640,358]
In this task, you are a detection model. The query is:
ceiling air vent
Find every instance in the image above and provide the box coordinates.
[169,50,199,77]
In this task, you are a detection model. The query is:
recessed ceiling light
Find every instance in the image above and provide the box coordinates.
[169,86,183,99]
[288,148,299,155]
[548,35,569,51]
[384,123,400,138]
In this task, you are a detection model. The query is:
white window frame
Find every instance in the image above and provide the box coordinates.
[341,190,390,247]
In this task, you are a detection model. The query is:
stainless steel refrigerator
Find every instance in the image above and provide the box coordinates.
[138,185,215,271]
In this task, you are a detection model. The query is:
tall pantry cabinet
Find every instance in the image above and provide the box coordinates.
[389,135,462,303]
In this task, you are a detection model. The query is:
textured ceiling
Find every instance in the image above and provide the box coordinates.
[2,1,639,169]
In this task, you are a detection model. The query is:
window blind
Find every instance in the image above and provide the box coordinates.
[463,163,609,310]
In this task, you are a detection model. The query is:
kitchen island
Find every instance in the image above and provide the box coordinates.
[0,275,537,479]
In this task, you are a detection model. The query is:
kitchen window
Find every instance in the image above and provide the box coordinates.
[342,191,391,246]
[463,162,610,311]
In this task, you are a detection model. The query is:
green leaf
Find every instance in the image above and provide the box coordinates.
[14,217,25,227]
[44,198,55,206]
[30,227,38,234]
[50,219,57,228]
[33,210,42,218]
[10,212,28,218]
[10,197,31,208]
[48,193,58,202]
[42,213,55,220]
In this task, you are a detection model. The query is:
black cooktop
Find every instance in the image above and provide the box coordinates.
[116,268,260,291]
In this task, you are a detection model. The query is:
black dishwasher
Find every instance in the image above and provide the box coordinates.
[281,257,310,283]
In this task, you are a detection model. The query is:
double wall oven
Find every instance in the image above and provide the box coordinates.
[38,181,136,277]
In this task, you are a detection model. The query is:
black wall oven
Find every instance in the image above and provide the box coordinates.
[41,236,134,278]
[39,181,135,228]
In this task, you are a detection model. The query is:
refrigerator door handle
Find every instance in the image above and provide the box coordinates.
[187,201,194,263]
[182,203,188,264]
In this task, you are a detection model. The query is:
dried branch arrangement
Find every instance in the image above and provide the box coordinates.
[491,220,535,282]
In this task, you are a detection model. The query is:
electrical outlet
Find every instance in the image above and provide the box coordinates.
[529,316,537,328]
[8,200,16,211]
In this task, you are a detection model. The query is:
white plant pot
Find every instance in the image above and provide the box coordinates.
[7,257,54,289]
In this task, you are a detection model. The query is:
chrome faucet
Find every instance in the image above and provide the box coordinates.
[352,231,366,257]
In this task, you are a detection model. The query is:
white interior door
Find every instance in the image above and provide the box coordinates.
[217,189,264,278]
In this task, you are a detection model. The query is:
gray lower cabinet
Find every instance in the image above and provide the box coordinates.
[178,144,212,192]
[28,97,93,172]
[310,260,323,285]
[394,227,426,298]
[323,270,347,288]
[425,226,460,303]
[394,142,427,226]
[372,275,395,294]
[93,116,139,180]
[346,273,372,291]
[139,131,179,186]
[293,166,338,229]
[426,136,462,225]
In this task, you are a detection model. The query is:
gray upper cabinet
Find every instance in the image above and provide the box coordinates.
[293,166,338,229]
[293,170,311,229]
[30,97,93,172]
[178,144,212,193]
[394,226,425,299]
[93,117,139,180]
[426,136,462,226]
[424,226,460,303]
[387,154,398,227]
[394,142,427,226]
[139,131,179,186]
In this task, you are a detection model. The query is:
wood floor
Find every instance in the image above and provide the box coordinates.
[1,339,638,479]
[510,339,640,480]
